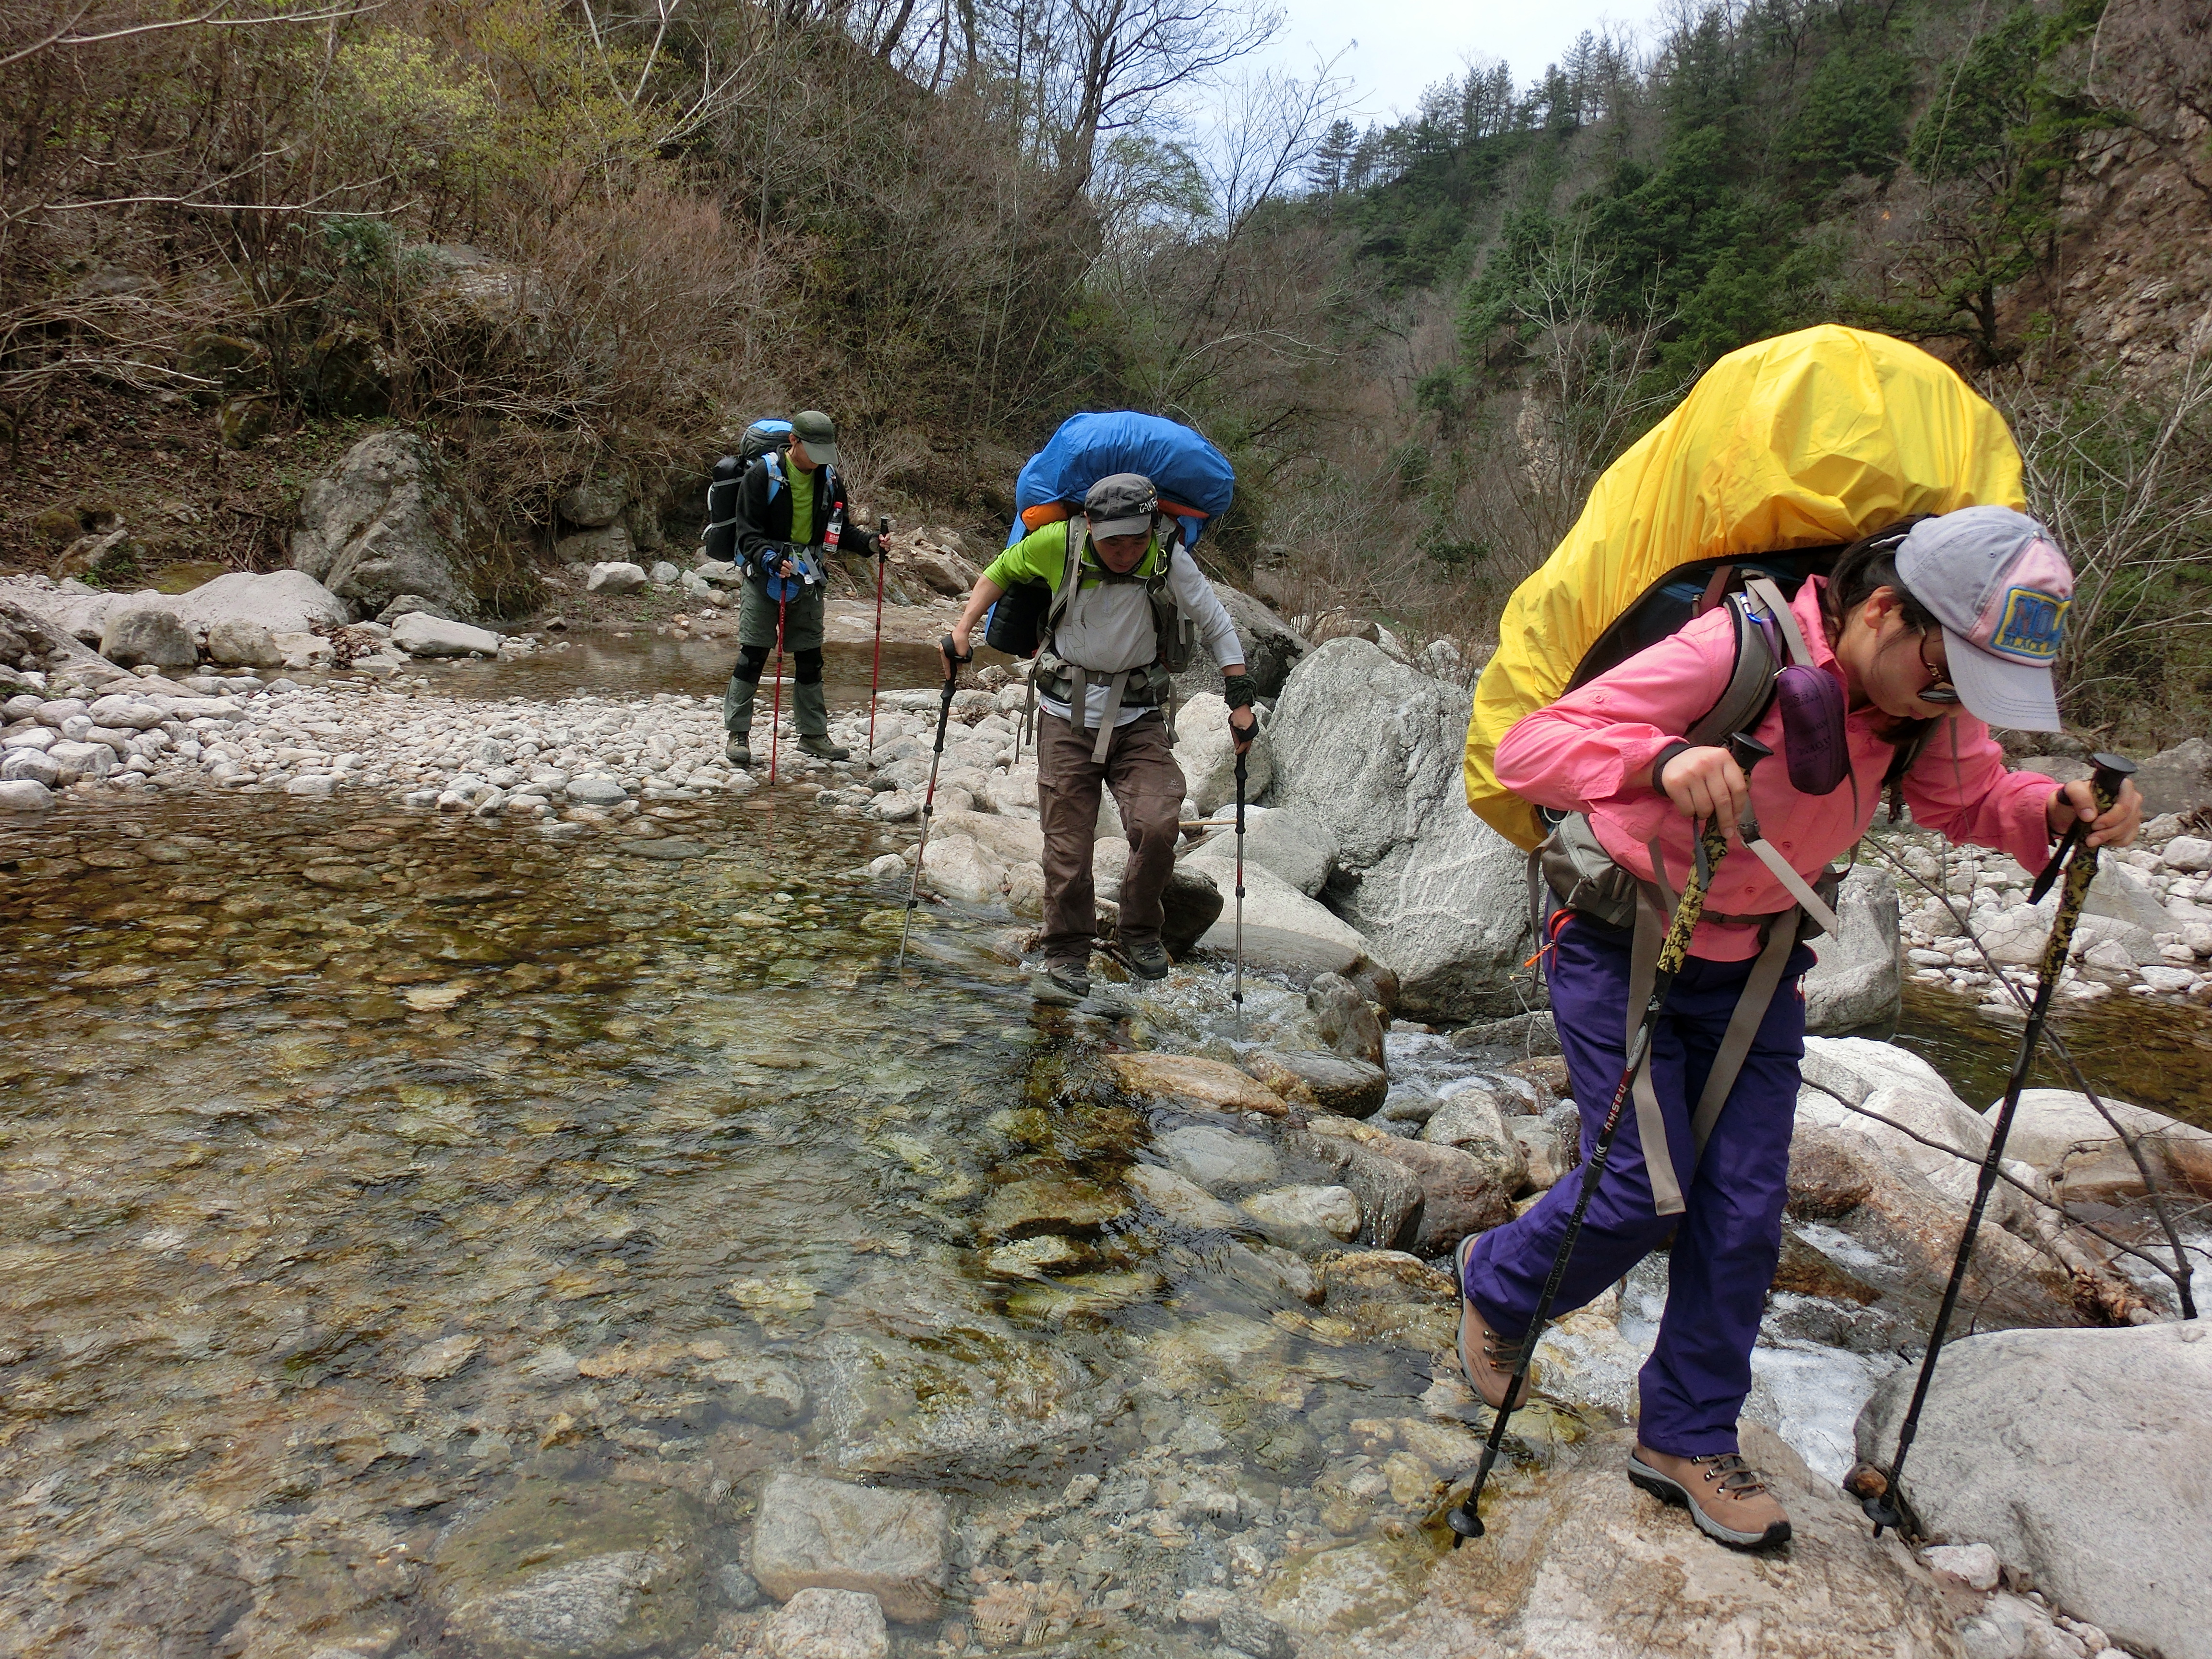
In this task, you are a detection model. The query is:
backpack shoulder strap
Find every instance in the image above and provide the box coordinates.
[763,451,785,503]
[1743,575,1815,666]
[1044,515,1087,636]
[1684,591,1781,747]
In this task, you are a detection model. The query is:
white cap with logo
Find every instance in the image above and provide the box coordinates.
[1895,505,2073,733]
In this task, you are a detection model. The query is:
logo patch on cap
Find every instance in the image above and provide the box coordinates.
[1991,587,2068,661]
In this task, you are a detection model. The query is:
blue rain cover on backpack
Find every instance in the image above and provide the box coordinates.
[1008,411,1236,546]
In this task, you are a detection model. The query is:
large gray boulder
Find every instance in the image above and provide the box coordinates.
[1790,1039,2080,1325]
[1173,691,1274,815]
[1181,805,1338,897]
[557,525,636,566]
[1985,1089,2212,1205]
[1855,1321,2212,1659]
[557,473,628,529]
[97,599,195,669]
[1266,637,1531,1020]
[1207,584,1309,701]
[1193,861,1368,977]
[0,578,113,645]
[0,778,55,810]
[204,617,285,668]
[1803,866,1902,1034]
[291,429,489,620]
[2130,737,2212,817]
[392,612,502,658]
[586,562,649,595]
[171,569,350,637]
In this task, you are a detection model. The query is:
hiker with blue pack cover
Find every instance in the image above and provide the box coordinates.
[1453,327,2151,1552]
[943,471,1252,1002]
[712,409,887,769]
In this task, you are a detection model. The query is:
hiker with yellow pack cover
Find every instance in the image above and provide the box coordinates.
[1454,327,2141,1552]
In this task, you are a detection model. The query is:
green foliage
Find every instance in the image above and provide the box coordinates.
[1873,0,2112,361]
[1396,0,2121,396]
[1781,41,1916,192]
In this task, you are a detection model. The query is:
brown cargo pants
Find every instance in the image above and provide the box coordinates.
[1037,709,1186,965]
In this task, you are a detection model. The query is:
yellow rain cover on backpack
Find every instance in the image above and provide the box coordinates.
[1466,325,2025,851]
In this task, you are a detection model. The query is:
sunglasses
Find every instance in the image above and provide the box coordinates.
[1917,629,1960,706]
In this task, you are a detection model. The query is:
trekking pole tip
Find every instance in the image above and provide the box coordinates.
[1446,1502,1484,1541]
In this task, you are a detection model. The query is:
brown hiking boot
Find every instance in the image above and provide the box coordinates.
[1627,1444,1792,1550]
[1454,1236,1532,1411]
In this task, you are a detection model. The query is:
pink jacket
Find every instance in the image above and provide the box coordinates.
[1494,577,2059,961]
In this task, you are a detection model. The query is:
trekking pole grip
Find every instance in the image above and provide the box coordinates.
[2088,751,2134,812]
[939,632,969,693]
[2030,752,2136,903]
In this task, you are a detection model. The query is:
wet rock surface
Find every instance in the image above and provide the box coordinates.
[1309,1426,1969,1659]
[750,1472,948,1622]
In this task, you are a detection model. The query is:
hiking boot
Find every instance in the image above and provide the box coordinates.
[799,735,850,761]
[1121,937,1172,980]
[724,735,752,768]
[1627,1445,1792,1551]
[1453,1236,1532,1411]
[1030,960,1091,1004]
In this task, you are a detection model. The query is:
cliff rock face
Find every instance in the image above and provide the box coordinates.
[2044,0,2212,378]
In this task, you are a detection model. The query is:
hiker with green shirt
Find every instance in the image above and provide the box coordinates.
[943,474,1253,1002]
[723,409,885,768]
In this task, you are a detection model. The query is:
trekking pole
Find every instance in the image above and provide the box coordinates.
[768,589,788,787]
[868,515,890,757]
[1448,731,1772,1545]
[895,634,970,974]
[1854,753,2135,1541]
[1232,742,1247,1037]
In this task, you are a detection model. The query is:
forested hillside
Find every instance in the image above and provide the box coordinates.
[1,0,2206,738]
[1276,0,2212,743]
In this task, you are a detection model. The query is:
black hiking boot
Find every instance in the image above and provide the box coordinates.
[1031,960,1091,1004]
[1121,938,1172,980]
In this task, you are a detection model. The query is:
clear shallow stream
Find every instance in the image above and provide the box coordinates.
[0,781,1488,1657]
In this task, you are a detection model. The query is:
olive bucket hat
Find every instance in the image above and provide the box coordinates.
[791,409,839,467]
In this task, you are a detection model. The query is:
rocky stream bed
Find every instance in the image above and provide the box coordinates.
[2,612,2210,1659]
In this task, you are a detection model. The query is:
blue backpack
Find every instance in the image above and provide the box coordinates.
[702,419,799,564]
[1007,411,1236,547]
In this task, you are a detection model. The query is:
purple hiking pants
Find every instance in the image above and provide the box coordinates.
[1460,910,1815,1458]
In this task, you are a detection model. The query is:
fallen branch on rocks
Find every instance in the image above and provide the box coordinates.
[1862,834,2200,1317]
[1802,1077,2166,1325]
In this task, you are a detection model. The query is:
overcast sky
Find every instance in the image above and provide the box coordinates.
[1255,0,1664,123]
